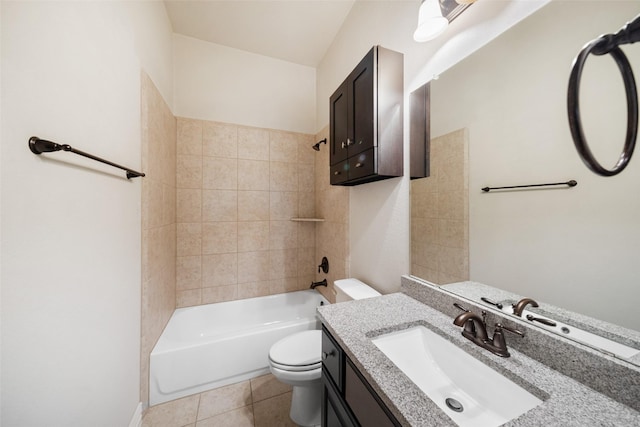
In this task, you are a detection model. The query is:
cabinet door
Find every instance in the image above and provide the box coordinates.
[350,49,375,157]
[330,81,349,165]
[345,359,400,427]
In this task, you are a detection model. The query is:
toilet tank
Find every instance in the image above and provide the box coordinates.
[334,278,381,303]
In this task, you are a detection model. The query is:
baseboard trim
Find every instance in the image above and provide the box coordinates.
[129,402,143,427]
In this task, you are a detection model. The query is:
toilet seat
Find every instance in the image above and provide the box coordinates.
[269,330,321,371]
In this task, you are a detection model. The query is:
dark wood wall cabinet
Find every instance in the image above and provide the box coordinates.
[329,46,404,186]
[409,82,430,180]
[321,326,401,427]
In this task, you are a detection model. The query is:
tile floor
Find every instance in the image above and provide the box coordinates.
[142,374,297,427]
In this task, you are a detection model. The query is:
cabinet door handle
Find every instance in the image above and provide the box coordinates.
[334,171,341,175]
[346,138,354,146]
[322,350,336,360]
[355,162,363,168]
[341,141,346,149]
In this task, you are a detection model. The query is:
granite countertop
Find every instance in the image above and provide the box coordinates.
[317,293,640,427]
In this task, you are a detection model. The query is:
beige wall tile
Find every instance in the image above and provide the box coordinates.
[269,130,298,163]
[145,180,163,229]
[202,190,238,222]
[298,192,315,218]
[250,374,291,403]
[176,289,202,308]
[177,189,202,223]
[238,126,269,161]
[177,118,202,156]
[238,221,269,252]
[177,256,202,291]
[141,73,177,405]
[203,122,238,158]
[177,155,202,189]
[297,247,315,277]
[270,249,297,279]
[202,222,238,255]
[163,184,177,226]
[177,223,202,257]
[202,285,238,304]
[203,157,238,190]
[270,162,298,192]
[297,222,315,249]
[238,191,269,221]
[238,251,270,284]
[238,159,270,191]
[297,134,316,165]
[269,192,298,220]
[269,221,297,250]
[202,253,238,286]
[298,163,315,193]
[237,281,271,299]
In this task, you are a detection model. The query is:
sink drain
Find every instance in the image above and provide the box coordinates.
[445,397,464,413]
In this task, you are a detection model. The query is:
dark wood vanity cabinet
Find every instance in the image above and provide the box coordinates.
[321,326,400,427]
[329,46,404,186]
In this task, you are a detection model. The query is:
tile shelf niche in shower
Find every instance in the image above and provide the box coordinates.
[290,218,325,222]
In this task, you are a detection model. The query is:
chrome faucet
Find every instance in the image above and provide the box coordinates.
[512,298,539,317]
[453,310,524,358]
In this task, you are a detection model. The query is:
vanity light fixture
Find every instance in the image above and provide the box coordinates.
[413,0,448,42]
[414,0,478,42]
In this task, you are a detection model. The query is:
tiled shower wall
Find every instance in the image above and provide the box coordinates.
[175,118,318,307]
[141,72,177,404]
[410,128,469,284]
[314,126,349,303]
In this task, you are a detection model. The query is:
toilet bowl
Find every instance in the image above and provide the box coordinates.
[268,278,381,426]
[269,330,322,426]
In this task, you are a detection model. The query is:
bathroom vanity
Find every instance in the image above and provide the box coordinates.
[321,326,400,426]
[317,277,640,426]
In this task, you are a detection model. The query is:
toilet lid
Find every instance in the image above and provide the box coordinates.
[269,330,321,368]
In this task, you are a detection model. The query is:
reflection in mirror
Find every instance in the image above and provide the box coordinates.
[410,0,640,359]
[443,280,640,364]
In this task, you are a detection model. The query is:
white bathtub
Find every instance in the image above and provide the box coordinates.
[149,290,329,406]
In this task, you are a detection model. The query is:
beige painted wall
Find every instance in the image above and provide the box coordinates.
[1,1,173,424]
[173,34,316,135]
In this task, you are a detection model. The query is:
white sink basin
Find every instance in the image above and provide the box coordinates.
[372,326,542,427]
[503,307,640,359]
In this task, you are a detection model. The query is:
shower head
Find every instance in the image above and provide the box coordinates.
[312,138,327,151]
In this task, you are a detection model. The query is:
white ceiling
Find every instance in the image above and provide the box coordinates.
[163,0,356,67]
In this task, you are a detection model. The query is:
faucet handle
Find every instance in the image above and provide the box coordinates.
[453,302,469,312]
[490,323,525,357]
[498,324,525,337]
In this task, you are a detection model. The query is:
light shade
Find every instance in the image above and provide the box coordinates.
[413,0,448,42]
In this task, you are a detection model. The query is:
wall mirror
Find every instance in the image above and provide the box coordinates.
[410,0,640,363]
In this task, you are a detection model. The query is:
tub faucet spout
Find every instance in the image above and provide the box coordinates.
[310,279,327,289]
[512,298,539,317]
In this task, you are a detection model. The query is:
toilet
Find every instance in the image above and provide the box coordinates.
[268,278,381,426]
